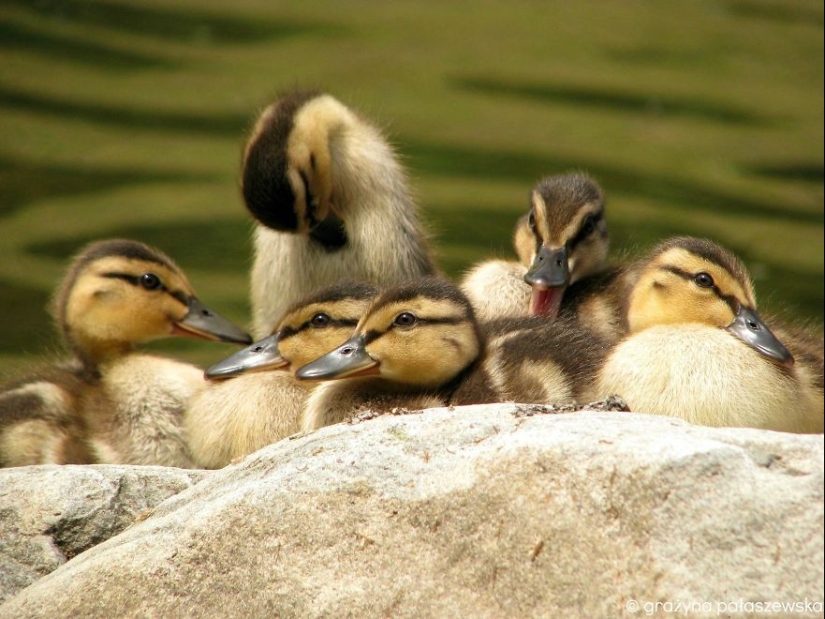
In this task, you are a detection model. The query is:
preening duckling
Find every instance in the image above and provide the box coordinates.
[595,236,823,433]
[0,239,252,468]
[461,172,608,321]
[184,281,379,468]
[242,90,437,338]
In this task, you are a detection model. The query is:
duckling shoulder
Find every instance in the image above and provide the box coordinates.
[185,372,306,469]
[460,259,531,322]
[84,354,204,467]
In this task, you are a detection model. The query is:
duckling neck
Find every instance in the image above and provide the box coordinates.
[66,330,135,371]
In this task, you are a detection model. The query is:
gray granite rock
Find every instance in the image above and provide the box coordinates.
[0,465,209,603]
[1,406,822,618]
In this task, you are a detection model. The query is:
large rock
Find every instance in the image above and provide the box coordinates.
[0,465,209,603]
[2,406,823,618]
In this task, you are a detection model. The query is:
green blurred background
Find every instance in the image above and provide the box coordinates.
[1,0,822,379]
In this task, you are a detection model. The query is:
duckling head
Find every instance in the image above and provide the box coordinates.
[205,281,378,379]
[519,173,608,318]
[53,239,252,365]
[296,278,482,390]
[241,90,353,248]
[626,236,793,365]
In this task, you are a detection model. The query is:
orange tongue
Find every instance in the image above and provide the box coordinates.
[529,287,564,319]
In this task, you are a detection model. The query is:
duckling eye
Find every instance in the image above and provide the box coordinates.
[140,273,162,290]
[694,272,714,288]
[310,313,331,328]
[393,312,417,328]
[581,215,596,236]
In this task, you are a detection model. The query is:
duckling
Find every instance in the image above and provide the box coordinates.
[0,239,252,468]
[184,281,379,468]
[461,172,609,321]
[295,277,608,431]
[594,236,824,433]
[242,90,438,338]
[296,278,486,431]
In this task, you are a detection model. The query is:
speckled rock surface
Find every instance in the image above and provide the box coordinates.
[0,465,209,603]
[2,406,822,618]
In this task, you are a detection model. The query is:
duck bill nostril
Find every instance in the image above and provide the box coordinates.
[174,298,252,345]
[295,335,379,381]
[204,334,287,379]
[727,307,794,366]
[524,245,569,289]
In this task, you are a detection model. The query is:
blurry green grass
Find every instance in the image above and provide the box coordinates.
[0,0,822,378]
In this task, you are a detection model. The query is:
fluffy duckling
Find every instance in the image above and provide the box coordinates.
[296,277,607,431]
[461,172,608,321]
[296,278,486,431]
[184,281,379,468]
[242,90,437,338]
[0,239,252,468]
[594,237,823,433]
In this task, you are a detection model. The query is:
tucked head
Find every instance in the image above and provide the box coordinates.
[518,173,609,318]
[52,239,251,365]
[241,90,350,248]
[627,236,792,364]
[296,278,482,389]
[205,281,378,379]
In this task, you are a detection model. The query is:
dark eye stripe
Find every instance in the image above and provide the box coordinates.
[660,266,740,313]
[101,272,188,306]
[279,317,359,341]
[361,315,468,345]
[568,211,603,250]
[102,272,145,287]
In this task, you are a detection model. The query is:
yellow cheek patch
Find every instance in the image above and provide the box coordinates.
[280,326,357,367]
